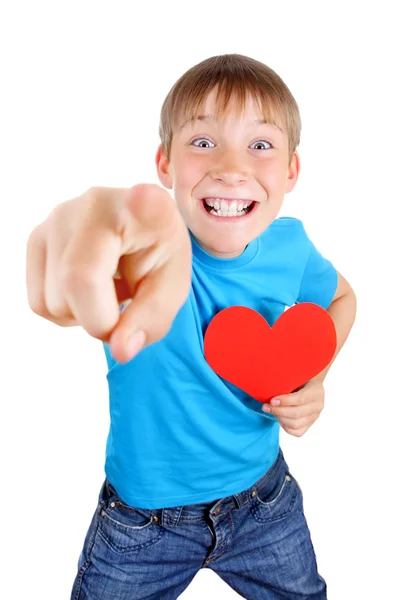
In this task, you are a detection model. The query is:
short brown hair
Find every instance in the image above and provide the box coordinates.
[158,53,301,166]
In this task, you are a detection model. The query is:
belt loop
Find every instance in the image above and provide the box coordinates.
[233,493,241,508]
[233,488,250,508]
[161,506,183,526]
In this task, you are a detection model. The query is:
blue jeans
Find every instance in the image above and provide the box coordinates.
[70,447,327,599]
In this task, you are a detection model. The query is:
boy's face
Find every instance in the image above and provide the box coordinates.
[156,88,300,258]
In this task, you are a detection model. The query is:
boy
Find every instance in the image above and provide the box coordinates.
[27,54,357,599]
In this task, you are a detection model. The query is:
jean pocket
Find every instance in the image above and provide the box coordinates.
[250,470,300,523]
[97,482,165,554]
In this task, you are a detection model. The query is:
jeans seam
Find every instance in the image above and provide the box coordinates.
[72,504,102,600]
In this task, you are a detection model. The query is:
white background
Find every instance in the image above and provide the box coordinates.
[1,1,418,598]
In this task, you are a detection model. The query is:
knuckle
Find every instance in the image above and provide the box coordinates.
[83,187,108,215]
[141,183,165,196]
[28,297,47,318]
[43,294,65,320]
[26,225,41,250]
[147,183,164,194]
[60,264,100,295]
[49,201,66,222]
[290,426,303,437]
[283,425,304,438]
[129,183,164,204]
[82,186,101,203]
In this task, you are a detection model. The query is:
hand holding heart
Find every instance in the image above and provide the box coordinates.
[204,303,336,437]
[262,379,325,437]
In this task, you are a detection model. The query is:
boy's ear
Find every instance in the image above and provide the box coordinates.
[285,151,300,194]
[155,145,173,190]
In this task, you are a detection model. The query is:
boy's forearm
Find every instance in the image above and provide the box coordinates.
[310,290,357,385]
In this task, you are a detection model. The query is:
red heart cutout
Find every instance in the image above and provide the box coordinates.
[204,303,337,403]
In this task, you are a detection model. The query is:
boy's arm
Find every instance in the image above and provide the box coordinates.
[310,271,357,385]
[26,184,192,363]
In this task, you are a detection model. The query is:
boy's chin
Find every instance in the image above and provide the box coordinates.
[194,235,251,258]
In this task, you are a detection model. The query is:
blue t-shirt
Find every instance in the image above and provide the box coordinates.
[103,217,338,509]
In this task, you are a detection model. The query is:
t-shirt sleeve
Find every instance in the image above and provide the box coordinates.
[295,224,338,310]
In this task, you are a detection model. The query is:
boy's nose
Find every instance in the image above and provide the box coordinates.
[212,171,248,186]
[211,156,250,185]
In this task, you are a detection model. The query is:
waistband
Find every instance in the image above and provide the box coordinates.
[104,446,289,527]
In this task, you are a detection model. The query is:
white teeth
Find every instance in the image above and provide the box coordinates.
[209,209,246,217]
[209,207,248,217]
[203,197,254,218]
[204,198,253,208]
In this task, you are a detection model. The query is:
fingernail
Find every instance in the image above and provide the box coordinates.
[262,405,271,413]
[271,399,280,406]
[127,330,146,357]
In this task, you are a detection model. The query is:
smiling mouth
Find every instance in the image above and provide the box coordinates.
[201,198,257,217]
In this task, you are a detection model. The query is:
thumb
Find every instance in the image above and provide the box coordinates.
[119,184,178,255]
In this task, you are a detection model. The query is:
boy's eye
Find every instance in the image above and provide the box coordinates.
[251,140,273,150]
[191,138,215,148]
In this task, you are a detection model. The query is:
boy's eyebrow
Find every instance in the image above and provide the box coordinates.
[180,114,284,133]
